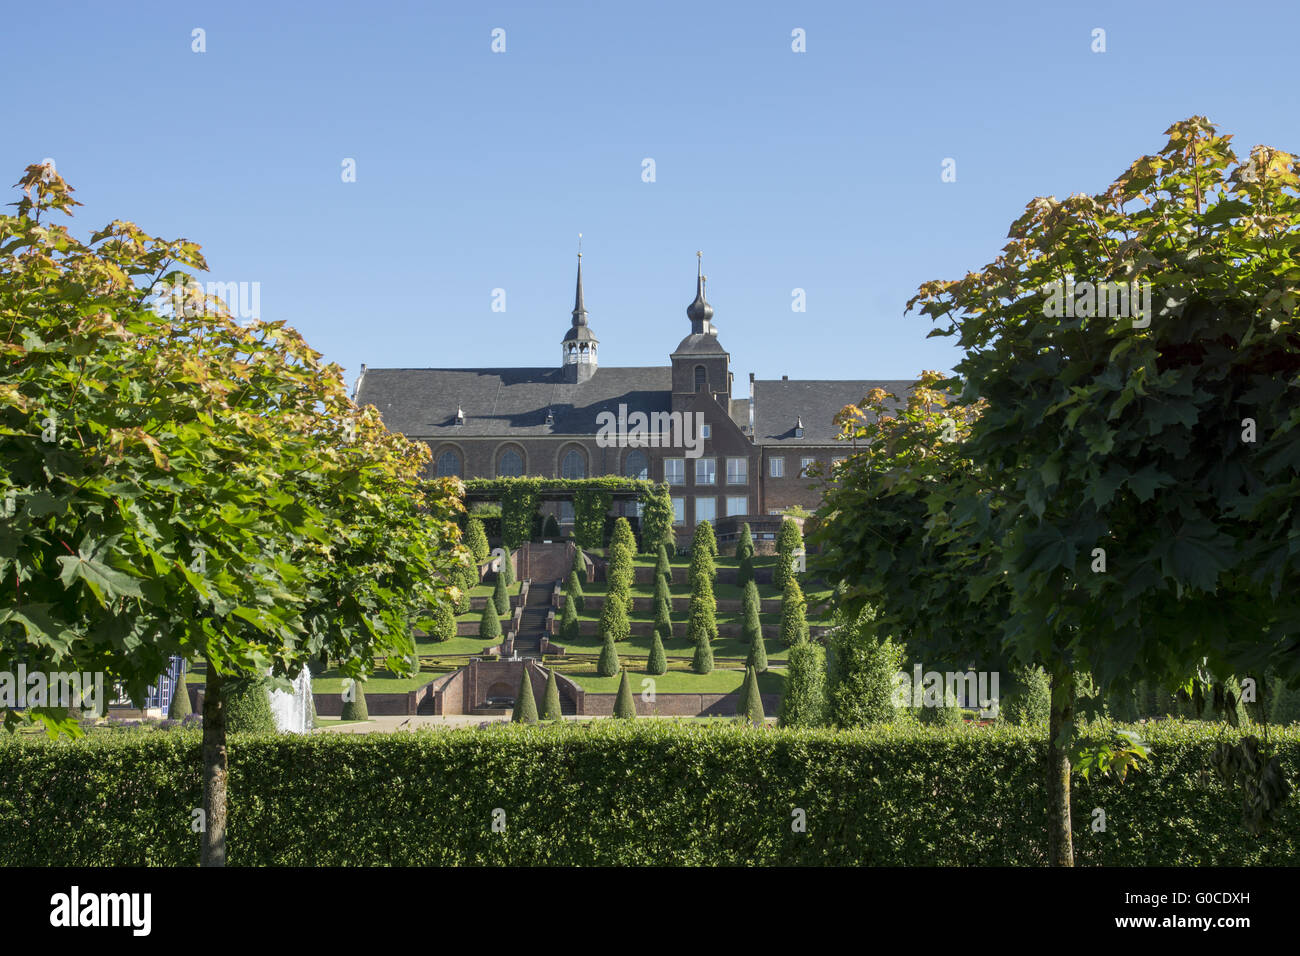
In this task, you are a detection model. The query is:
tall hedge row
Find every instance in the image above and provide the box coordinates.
[1,722,1297,866]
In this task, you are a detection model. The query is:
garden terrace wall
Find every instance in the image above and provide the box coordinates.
[581,691,779,717]
[2,723,1296,866]
[576,595,783,615]
[633,566,772,586]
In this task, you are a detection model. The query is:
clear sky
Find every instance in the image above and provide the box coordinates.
[7,0,1298,390]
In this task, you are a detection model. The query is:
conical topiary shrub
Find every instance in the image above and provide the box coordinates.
[612,517,637,557]
[598,632,620,677]
[543,514,561,539]
[542,667,563,720]
[455,563,475,613]
[599,588,631,643]
[741,580,762,644]
[736,522,755,560]
[775,518,802,589]
[746,629,768,672]
[560,595,580,641]
[692,627,714,675]
[779,577,809,646]
[465,516,490,564]
[613,669,637,719]
[573,545,587,584]
[168,664,192,719]
[512,669,539,723]
[492,573,510,615]
[653,570,671,605]
[566,569,585,612]
[480,602,502,641]
[501,547,515,586]
[225,677,277,733]
[655,543,671,584]
[653,593,672,640]
[648,631,667,675]
[780,641,827,728]
[340,679,369,722]
[741,666,765,727]
[431,597,456,642]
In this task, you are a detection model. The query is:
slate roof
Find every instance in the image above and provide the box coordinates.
[751,379,914,445]
[354,366,672,438]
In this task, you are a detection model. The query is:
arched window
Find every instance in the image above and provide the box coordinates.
[435,449,461,477]
[694,365,707,392]
[624,450,649,480]
[498,448,524,477]
[560,448,586,479]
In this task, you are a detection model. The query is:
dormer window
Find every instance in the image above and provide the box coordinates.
[454,405,465,426]
[794,416,803,438]
[545,408,555,426]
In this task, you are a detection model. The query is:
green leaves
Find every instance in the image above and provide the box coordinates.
[56,545,144,607]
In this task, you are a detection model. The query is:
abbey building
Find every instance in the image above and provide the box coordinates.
[354,254,909,545]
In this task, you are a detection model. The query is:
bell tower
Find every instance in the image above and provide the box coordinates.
[560,245,598,383]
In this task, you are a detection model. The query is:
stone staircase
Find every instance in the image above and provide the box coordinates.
[513,580,555,658]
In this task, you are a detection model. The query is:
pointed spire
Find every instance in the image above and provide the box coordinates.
[572,238,587,327]
[686,250,714,332]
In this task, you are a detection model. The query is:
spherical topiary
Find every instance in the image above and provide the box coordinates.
[512,669,539,724]
[340,679,369,722]
[492,573,510,615]
[598,632,620,677]
[465,517,490,564]
[647,631,667,675]
[542,668,563,721]
[224,677,277,734]
[479,603,502,641]
[566,569,585,612]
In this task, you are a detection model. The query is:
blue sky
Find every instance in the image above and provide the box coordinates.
[7,0,1298,389]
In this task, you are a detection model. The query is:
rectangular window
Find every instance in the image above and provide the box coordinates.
[695,496,717,524]
[672,497,685,525]
[800,456,816,476]
[769,457,784,478]
[664,458,685,485]
[695,457,717,485]
[726,496,749,517]
[726,457,747,485]
[559,502,574,524]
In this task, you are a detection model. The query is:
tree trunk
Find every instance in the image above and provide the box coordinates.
[200,662,228,867]
[1047,669,1075,866]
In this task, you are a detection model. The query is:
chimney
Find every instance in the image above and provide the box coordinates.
[782,375,788,381]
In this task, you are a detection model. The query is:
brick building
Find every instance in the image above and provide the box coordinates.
[353,253,909,545]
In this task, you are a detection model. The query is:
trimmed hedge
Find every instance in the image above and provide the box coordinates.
[2,722,1297,866]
